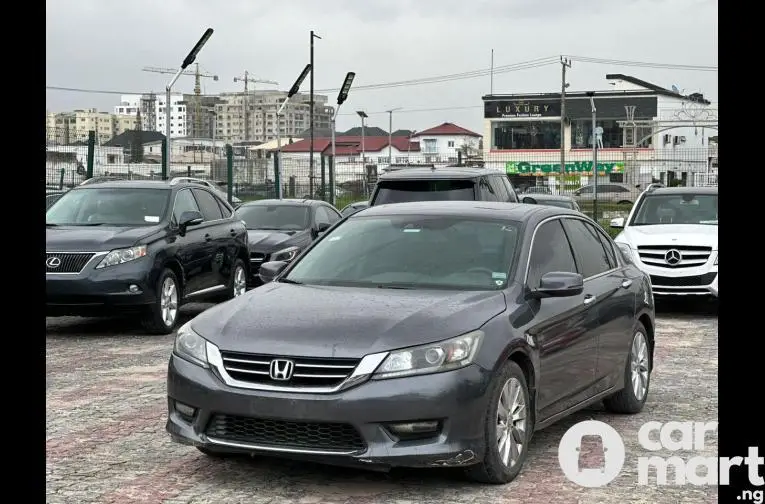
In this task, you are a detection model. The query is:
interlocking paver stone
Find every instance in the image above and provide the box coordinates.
[46,303,718,503]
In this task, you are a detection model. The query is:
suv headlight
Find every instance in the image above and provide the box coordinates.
[615,242,634,263]
[271,246,300,262]
[372,331,483,380]
[174,322,209,367]
[96,245,147,269]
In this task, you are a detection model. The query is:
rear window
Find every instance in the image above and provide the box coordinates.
[372,179,476,205]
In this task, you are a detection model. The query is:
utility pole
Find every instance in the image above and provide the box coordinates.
[386,108,402,167]
[309,31,321,197]
[559,56,572,194]
[490,49,494,95]
[587,92,599,221]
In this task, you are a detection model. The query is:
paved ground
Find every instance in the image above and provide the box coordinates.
[46,301,718,504]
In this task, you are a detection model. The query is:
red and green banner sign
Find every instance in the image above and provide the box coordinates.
[506,161,625,176]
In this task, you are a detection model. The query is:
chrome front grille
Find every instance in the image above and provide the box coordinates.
[220,351,360,388]
[637,245,712,269]
[46,252,96,274]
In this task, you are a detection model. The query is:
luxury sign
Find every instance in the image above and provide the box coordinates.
[506,161,625,176]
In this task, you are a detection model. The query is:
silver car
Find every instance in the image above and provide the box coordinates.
[572,182,635,205]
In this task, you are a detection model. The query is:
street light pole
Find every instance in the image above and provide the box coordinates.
[330,72,356,206]
[386,108,402,168]
[357,110,368,196]
[163,28,214,179]
[276,64,312,199]
[309,31,321,198]
[587,92,599,221]
[210,110,217,170]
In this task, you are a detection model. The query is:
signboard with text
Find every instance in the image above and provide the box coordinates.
[506,161,625,176]
[485,99,561,119]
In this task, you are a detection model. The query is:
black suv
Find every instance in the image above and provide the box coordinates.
[235,198,343,286]
[46,180,249,334]
[369,166,519,206]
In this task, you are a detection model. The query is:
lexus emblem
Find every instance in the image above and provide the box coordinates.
[664,249,682,266]
[46,256,62,269]
[269,359,295,381]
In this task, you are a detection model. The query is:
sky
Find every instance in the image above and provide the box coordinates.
[46,0,718,134]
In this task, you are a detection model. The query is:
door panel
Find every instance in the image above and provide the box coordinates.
[171,189,208,295]
[190,189,226,291]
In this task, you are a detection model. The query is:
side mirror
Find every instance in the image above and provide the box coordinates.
[313,222,331,238]
[610,217,625,229]
[258,261,289,284]
[178,210,204,235]
[522,196,537,204]
[529,271,584,299]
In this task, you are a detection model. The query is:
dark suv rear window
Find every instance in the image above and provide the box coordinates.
[372,179,476,205]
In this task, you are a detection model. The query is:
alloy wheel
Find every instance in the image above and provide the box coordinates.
[233,266,247,297]
[630,332,650,401]
[496,377,527,467]
[160,277,178,327]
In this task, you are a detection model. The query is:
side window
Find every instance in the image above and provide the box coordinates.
[173,189,200,223]
[501,176,519,202]
[578,186,593,194]
[323,205,341,224]
[216,196,233,218]
[192,189,223,221]
[561,218,612,278]
[595,227,618,268]
[479,177,498,201]
[527,219,577,288]
[314,206,331,226]
[489,175,510,202]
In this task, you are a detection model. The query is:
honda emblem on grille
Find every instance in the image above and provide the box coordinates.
[46,256,62,269]
[664,249,682,266]
[269,359,295,381]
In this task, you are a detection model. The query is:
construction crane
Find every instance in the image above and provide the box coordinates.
[234,71,279,141]
[142,64,219,137]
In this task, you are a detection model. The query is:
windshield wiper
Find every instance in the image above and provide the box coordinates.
[279,278,303,285]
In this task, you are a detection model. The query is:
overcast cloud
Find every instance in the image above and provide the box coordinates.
[46,0,717,133]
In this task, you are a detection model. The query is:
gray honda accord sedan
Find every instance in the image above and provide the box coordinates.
[166,201,655,484]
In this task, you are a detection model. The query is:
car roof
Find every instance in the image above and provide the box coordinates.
[378,166,501,180]
[523,193,575,202]
[647,186,717,195]
[72,180,174,190]
[352,200,581,221]
[237,198,317,207]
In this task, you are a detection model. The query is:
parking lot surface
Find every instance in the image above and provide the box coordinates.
[46,303,718,504]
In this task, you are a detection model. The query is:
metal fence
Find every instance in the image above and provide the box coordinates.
[46,128,717,220]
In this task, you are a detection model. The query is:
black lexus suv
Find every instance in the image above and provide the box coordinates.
[45,180,249,334]
[235,198,343,286]
[369,166,520,206]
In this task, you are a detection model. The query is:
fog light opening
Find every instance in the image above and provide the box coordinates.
[128,284,142,294]
[386,420,442,441]
[175,401,196,421]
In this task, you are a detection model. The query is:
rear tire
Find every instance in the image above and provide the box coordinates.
[465,361,531,484]
[604,322,651,414]
[141,269,180,335]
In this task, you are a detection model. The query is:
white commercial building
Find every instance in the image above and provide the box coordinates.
[115,94,188,138]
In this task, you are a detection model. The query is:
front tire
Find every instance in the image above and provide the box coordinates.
[604,322,651,414]
[224,259,247,301]
[141,269,180,335]
[466,361,531,484]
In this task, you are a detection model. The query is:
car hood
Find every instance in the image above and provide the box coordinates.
[191,283,508,358]
[46,225,163,252]
[618,224,718,249]
[247,229,309,252]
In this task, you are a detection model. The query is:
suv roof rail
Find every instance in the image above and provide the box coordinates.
[645,183,665,192]
[170,176,207,186]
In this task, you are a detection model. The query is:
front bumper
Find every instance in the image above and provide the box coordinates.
[46,255,155,316]
[166,354,493,470]
[627,250,718,297]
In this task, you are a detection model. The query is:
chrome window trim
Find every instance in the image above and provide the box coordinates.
[206,342,389,394]
[523,215,619,287]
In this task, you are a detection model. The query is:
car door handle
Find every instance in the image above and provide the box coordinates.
[204,233,212,242]
[583,294,596,305]
[621,279,633,289]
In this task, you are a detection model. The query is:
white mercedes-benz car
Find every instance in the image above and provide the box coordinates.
[610,185,718,299]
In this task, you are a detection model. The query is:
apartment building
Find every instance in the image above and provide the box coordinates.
[212,90,333,144]
[46,109,128,145]
[114,94,187,137]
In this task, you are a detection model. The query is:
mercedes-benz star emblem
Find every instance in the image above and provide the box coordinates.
[664,249,682,266]
[269,359,295,381]
[46,256,62,269]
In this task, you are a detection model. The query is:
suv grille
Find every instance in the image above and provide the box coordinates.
[637,245,712,268]
[220,351,359,388]
[46,253,96,274]
[206,414,366,452]
[650,272,717,287]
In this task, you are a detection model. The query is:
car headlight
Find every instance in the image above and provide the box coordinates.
[615,242,634,262]
[174,322,209,367]
[271,246,300,262]
[372,331,484,380]
[96,245,147,269]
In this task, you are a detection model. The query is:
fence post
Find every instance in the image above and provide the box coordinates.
[328,155,335,206]
[274,152,280,199]
[58,168,65,190]
[161,139,168,180]
[225,144,234,204]
[86,131,95,179]
[457,151,463,166]
[320,155,326,201]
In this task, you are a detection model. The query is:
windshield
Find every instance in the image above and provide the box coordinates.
[630,193,718,226]
[236,205,309,230]
[372,180,476,205]
[284,215,521,290]
[46,188,170,226]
